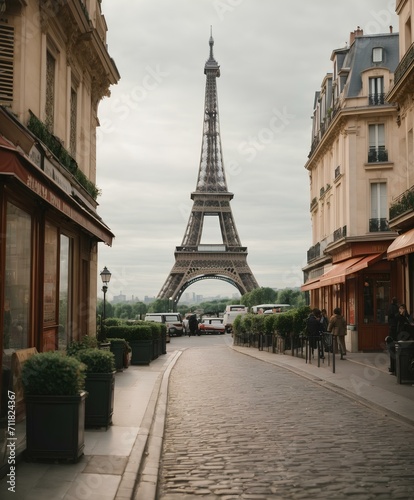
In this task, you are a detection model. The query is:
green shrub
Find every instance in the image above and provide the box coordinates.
[66,335,99,356]
[73,348,115,373]
[109,338,131,353]
[106,324,152,341]
[22,351,86,396]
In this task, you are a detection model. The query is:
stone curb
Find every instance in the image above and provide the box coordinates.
[132,350,182,500]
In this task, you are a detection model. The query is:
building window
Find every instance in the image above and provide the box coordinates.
[70,87,77,156]
[370,182,388,232]
[368,124,387,162]
[0,23,14,104]
[45,50,56,132]
[368,77,384,105]
[372,47,383,63]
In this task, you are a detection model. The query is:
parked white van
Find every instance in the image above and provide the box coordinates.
[144,312,184,341]
[223,305,248,333]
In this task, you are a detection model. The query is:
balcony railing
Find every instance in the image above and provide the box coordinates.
[368,93,385,105]
[307,242,321,263]
[368,146,388,163]
[389,185,414,220]
[333,225,347,242]
[394,42,414,85]
[369,218,389,232]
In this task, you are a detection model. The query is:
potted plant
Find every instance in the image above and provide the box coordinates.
[128,324,153,365]
[70,348,116,429]
[108,338,131,371]
[21,351,86,462]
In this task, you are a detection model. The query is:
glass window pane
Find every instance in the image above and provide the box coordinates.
[43,222,58,325]
[58,234,71,350]
[4,203,31,350]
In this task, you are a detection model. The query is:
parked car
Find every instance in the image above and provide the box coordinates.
[198,318,225,335]
[144,313,184,338]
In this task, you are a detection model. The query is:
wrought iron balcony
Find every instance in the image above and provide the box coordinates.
[368,93,385,105]
[394,42,414,85]
[389,185,414,220]
[307,242,321,263]
[369,218,389,232]
[333,225,347,241]
[368,146,388,163]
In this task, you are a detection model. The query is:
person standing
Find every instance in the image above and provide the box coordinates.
[188,314,198,337]
[386,297,399,374]
[306,308,324,359]
[320,309,329,332]
[327,307,347,358]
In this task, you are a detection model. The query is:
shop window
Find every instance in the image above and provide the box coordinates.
[58,234,72,350]
[363,275,390,324]
[4,203,31,350]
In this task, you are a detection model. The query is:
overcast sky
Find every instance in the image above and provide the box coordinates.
[96,0,398,302]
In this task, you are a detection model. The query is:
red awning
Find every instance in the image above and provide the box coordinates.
[345,253,383,275]
[387,229,414,259]
[319,257,362,286]
[301,277,322,291]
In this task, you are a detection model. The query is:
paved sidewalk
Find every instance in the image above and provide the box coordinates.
[0,350,181,500]
[1,341,413,500]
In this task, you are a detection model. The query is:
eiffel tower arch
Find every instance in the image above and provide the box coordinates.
[158,33,259,303]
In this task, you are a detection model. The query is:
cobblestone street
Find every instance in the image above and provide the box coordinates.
[157,337,414,500]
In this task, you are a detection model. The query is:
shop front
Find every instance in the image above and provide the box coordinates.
[0,137,113,475]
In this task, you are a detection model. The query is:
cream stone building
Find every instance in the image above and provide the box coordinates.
[0,0,119,472]
[302,27,400,352]
[387,0,414,312]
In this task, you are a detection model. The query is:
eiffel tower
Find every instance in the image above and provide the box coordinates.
[158,33,259,302]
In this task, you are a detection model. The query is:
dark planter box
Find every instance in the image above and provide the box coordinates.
[130,339,153,365]
[84,372,115,428]
[161,333,167,354]
[110,341,128,371]
[25,391,86,462]
[152,338,160,360]
[396,341,414,384]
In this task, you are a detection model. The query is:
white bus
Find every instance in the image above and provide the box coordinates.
[251,304,292,314]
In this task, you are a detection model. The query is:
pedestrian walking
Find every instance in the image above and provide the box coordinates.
[327,307,347,358]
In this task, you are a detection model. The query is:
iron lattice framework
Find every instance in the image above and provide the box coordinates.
[158,34,259,302]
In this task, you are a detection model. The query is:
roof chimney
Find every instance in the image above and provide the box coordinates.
[349,26,364,45]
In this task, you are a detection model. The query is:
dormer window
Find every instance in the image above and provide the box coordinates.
[372,47,383,63]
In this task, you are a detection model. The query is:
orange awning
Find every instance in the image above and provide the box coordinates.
[319,257,361,286]
[301,277,322,291]
[345,253,383,275]
[387,229,414,259]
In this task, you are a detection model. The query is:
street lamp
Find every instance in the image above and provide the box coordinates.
[100,266,111,336]
[169,296,173,312]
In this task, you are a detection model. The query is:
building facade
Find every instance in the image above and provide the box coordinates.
[386,1,414,314]
[0,0,119,472]
[301,27,400,352]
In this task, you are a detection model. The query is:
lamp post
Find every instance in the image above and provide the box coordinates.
[169,297,173,313]
[100,266,111,339]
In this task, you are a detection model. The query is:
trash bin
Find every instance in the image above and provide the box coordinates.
[395,340,414,384]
